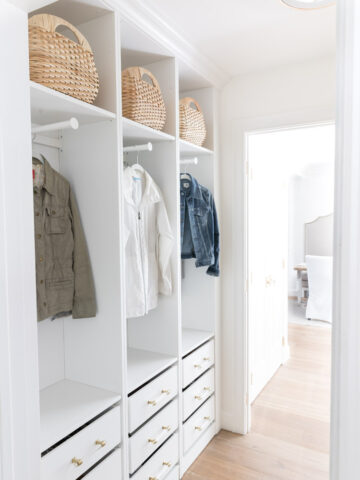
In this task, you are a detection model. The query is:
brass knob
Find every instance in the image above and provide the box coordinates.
[162,425,171,431]
[95,440,106,447]
[148,438,157,444]
[195,425,202,431]
[148,400,157,405]
[203,386,211,391]
[71,457,83,467]
[161,389,170,395]
[194,364,202,369]
[204,416,211,420]
[163,461,172,467]
[203,357,210,361]
[194,395,202,400]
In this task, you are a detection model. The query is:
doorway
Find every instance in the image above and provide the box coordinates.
[246,123,334,440]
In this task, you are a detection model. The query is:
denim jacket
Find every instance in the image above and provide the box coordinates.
[180,175,220,276]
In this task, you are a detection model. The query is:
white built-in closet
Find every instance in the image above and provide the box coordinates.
[0,1,220,479]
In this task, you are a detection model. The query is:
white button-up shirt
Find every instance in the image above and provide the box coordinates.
[123,165,174,318]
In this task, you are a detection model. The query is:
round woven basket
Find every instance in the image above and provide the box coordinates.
[122,67,166,131]
[28,14,99,104]
[179,97,207,146]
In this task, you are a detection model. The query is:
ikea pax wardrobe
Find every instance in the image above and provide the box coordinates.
[0,1,220,479]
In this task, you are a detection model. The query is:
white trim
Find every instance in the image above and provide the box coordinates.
[229,108,334,435]
[112,0,229,89]
[330,1,360,477]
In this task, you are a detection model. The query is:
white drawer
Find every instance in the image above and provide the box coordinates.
[166,465,179,480]
[41,406,121,480]
[183,396,215,453]
[82,448,122,479]
[182,340,214,388]
[129,366,178,433]
[132,433,179,480]
[129,400,179,474]
[183,368,215,420]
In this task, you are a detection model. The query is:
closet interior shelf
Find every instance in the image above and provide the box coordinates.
[127,348,177,394]
[40,379,121,453]
[182,328,214,357]
[30,81,116,125]
[179,139,213,156]
[123,117,175,144]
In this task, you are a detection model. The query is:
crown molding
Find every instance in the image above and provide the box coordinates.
[110,0,230,89]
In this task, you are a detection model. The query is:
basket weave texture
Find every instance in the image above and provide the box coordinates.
[122,67,166,131]
[28,14,99,104]
[179,97,207,146]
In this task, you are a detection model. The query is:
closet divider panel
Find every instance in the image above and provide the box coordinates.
[60,120,123,394]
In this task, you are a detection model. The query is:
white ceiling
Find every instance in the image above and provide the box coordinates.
[145,0,336,78]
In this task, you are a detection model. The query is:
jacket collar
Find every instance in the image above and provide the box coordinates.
[32,156,55,195]
[180,174,202,200]
[123,165,161,207]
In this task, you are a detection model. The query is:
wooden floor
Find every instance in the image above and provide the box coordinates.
[183,323,331,480]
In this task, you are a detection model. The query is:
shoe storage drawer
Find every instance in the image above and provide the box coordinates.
[129,366,178,433]
[183,396,215,453]
[41,406,121,480]
[182,340,214,389]
[183,368,215,420]
[131,433,179,480]
[129,399,178,474]
[82,448,122,479]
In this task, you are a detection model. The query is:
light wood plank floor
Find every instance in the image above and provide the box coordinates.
[183,323,331,480]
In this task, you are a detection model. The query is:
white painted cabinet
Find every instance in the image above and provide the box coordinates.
[1,1,220,479]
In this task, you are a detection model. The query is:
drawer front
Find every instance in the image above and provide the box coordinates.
[129,400,179,474]
[41,406,121,480]
[183,396,215,453]
[183,368,215,420]
[182,340,214,388]
[129,366,178,433]
[166,465,179,480]
[83,448,122,479]
[132,433,179,480]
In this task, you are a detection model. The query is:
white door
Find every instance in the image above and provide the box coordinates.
[247,133,288,404]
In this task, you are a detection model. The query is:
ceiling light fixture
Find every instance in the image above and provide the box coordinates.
[281,0,335,9]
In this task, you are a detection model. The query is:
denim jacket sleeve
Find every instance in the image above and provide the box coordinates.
[69,189,97,318]
[206,194,220,277]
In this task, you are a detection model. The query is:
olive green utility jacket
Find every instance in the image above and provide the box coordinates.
[33,158,96,321]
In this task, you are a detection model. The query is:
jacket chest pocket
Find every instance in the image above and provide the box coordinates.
[193,206,209,222]
[45,206,66,234]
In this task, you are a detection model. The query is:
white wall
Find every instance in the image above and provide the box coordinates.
[219,56,336,432]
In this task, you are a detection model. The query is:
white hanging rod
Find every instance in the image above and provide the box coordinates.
[180,157,198,165]
[31,117,79,135]
[123,142,153,153]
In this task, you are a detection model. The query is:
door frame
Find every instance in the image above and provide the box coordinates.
[231,109,335,435]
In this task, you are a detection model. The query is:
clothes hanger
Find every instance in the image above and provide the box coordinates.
[180,162,191,181]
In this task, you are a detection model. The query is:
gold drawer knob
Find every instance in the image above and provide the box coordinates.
[203,386,211,391]
[162,425,171,431]
[203,357,210,361]
[204,416,211,421]
[161,389,170,395]
[95,440,106,448]
[194,395,202,400]
[148,399,157,405]
[148,438,157,444]
[194,425,202,431]
[194,364,202,369]
[163,461,172,467]
[71,457,83,467]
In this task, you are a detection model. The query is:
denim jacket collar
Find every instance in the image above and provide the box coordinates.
[180,174,202,200]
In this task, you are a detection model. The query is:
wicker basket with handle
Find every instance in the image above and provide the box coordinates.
[122,67,166,131]
[179,97,207,146]
[28,14,99,104]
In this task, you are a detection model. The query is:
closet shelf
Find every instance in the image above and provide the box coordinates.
[122,117,175,145]
[180,139,213,155]
[127,348,177,393]
[182,328,214,357]
[40,379,121,453]
[30,81,116,126]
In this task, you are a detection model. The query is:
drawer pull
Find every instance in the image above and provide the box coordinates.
[148,425,172,445]
[194,415,212,432]
[194,395,203,400]
[95,440,106,448]
[149,461,172,480]
[203,386,211,391]
[203,357,211,361]
[71,457,83,467]
[147,389,171,406]
[194,364,202,369]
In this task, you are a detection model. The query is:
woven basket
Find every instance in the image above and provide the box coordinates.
[28,14,99,104]
[179,97,207,146]
[122,67,166,131]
